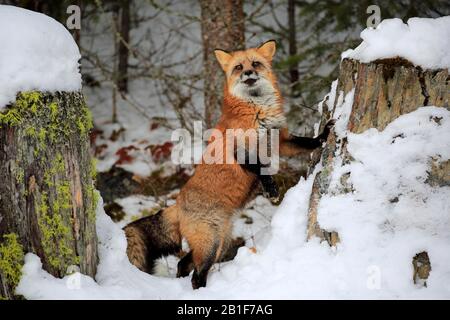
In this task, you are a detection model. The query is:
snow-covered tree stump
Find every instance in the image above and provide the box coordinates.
[0,91,98,299]
[0,6,100,299]
[307,57,448,284]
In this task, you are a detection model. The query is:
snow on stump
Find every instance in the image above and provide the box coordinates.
[307,17,449,286]
[0,6,98,299]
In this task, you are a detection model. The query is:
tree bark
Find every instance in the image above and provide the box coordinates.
[287,0,299,91]
[200,0,245,128]
[117,0,130,94]
[0,91,98,299]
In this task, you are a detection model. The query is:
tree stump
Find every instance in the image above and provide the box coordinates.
[306,57,448,284]
[308,58,449,244]
[0,91,98,299]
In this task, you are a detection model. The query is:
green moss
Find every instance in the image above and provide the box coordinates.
[36,151,81,270]
[15,166,24,185]
[53,181,72,212]
[49,102,58,121]
[86,157,99,223]
[0,233,25,291]
[0,108,22,127]
[24,125,36,137]
[37,191,79,271]
[77,102,93,135]
[53,153,65,174]
[43,153,65,188]
[1,91,92,144]
[38,128,47,147]
[90,158,98,181]
[15,91,42,115]
[86,184,99,223]
[0,92,43,127]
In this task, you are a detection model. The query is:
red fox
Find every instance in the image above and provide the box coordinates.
[124,40,334,289]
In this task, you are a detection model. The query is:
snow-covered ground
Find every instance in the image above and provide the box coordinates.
[0,5,81,109]
[16,105,450,299]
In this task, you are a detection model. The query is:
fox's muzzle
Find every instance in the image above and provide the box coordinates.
[241,70,259,86]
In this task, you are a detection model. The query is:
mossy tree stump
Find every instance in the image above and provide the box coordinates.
[307,58,448,284]
[0,91,98,299]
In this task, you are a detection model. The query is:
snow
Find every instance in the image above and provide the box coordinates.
[332,89,354,138]
[316,80,339,136]
[8,7,450,299]
[16,106,450,299]
[0,5,81,110]
[342,16,450,70]
[113,195,166,228]
[317,80,338,117]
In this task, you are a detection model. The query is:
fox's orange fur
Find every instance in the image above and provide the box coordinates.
[124,40,333,289]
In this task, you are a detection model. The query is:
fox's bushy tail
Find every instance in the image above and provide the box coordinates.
[123,205,181,273]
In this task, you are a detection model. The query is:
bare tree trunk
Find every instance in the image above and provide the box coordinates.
[0,91,98,299]
[287,0,299,93]
[112,4,120,123]
[117,0,130,94]
[200,0,245,128]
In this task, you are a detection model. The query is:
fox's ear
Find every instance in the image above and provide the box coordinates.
[214,49,232,71]
[257,40,276,61]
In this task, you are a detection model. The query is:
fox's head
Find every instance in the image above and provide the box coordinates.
[214,40,279,106]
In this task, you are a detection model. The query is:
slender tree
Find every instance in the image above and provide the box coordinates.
[199,0,245,128]
[287,0,298,94]
[117,0,130,94]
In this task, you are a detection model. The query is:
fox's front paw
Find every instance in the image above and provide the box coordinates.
[318,119,336,142]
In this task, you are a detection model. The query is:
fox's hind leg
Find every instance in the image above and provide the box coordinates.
[182,217,232,289]
[191,244,218,289]
[188,226,219,289]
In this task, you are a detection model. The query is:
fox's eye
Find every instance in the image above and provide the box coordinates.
[234,64,243,71]
[252,61,261,68]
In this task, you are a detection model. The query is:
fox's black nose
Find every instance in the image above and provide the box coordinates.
[244,70,254,76]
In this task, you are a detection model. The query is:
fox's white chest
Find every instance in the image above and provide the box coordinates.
[257,110,286,130]
[255,98,286,130]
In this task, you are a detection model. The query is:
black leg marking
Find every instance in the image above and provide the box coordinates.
[239,148,279,203]
[290,119,336,150]
[177,251,194,278]
[260,175,279,203]
[289,135,322,149]
[191,242,218,290]
[192,269,208,290]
